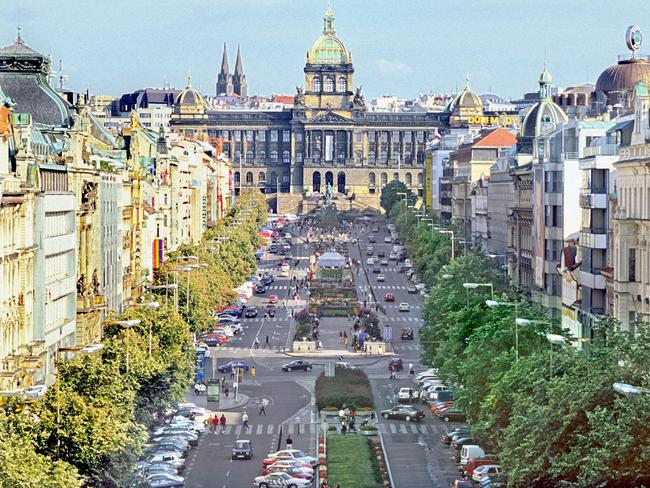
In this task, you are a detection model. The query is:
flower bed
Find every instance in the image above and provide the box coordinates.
[327,436,383,488]
[315,368,375,411]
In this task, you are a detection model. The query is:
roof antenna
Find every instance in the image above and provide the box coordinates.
[16,26,22,42]
[58,59,68,91]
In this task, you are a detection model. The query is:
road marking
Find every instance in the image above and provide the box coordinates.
[389,423,397,434]
[309,423,316,434]
[399,424,408,434]
[235,425,242,436]
[288,423,294,434]
[379,423,388,433]
[419,424,428,434]
[267,424,274,434]
[410,424,419,434]
[256,424,263,435]
[224,425,232,435]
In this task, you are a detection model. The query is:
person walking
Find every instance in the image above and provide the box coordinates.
[389,364,396,380]
[221,376,226,391]
[220,414,227,433]
[286,434,293,449]
[259,398,269,416]
[253,337,260,349]
[408,362,414,375]
[225,387,230,398]
[265,335,270,348]
[212,415,219,434]
[242,411,249,430]
[251,367,256,378]
[206,415,214,433]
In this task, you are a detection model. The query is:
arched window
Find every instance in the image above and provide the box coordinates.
[283,150,291,164]
[337,77,347,92]
[393,172,399,181]
[405,173,412,187]
[246,150,254,161]
[312,76,321,92]
[259,150,266,161]
[270,171,278,190]
[369,172,376,186]
[417,172,424,185]
[324,76,334,93]
[259,171,266,183]
[270,150,278,163]
[369,151,376,162]
[380,172,388,186]
[234,171,241,185]
[380,150,387,161]
[246,172,253,185]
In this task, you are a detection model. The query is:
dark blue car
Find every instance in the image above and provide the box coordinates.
[217,361,250,373]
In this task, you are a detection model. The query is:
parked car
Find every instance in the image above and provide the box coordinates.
[384,293,396,302]
[145,473,185,488]
[368,235,376,243]
[263,449,317,467]
[377,274,385,282]
[253,472,311,488]
[442,427,470,445]
[266,305,276,317]
[397,387,418,403]
[380,405,425,422]
[202,334,227,346]
[438,408,467,422]
[380,259,389,266]
[407,285,418,294]
[472,465,501,482]
[430,402,455,415]
[449,481,473,488]
[460,445,486,466]
[244,308,258,318]
[282,360,313,372]
[372,267,381,273]
[452,437,478,451]
[231,439,253,460]
[398,302,410,312]
[142,453,185,472]
[463,458,500,477]
[269,295,279,304]
[400,327,414,340]
[255,284,267,294]
[263,464,313,480]
[217,361,250,373]
[377,250,385,257]
[263,458,314,471]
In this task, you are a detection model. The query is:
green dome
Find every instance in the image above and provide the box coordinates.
[307,5,349,65]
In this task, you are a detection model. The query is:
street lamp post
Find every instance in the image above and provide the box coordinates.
[128,301,160,357]
[486,299,520,360]
[149,283,178,312]
[463,282,494,300]
[55,343,104,458]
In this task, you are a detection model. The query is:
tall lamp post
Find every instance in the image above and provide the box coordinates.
[149,283,178,312]
[463,282,494,300]
[486,299,520,360]
[55,342,104,458]
[128,301,160,357]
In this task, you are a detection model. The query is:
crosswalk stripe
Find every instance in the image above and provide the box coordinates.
[235,425,242,436]
[410,424,419,434]
[224,425,232,435]
[267,424,274,434]
[389,423,397,434]
[399,424,408,434]
[379,423,388,433]
[288,424,294,434]
[419,424,427,434]
[256,424,263,435]
[309,424,316,434]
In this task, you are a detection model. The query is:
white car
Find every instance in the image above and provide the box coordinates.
[21,385,48,398]
[216,314,240,324]
[145,453,185,470]
[377,274,385,282]
[415,283,426,291]
[265,460,314,474]
[404,259,412,268]
[335,361,356,369]
[170,419,205,433]
[422,384,449,393]
[472,464,501,482]
[397,387,418,401]
[415,368,438,379]
[254,472,310,487]
[284,233,292,240]
[384,236,392,243]
[398,303,410,312]
[265,449,317,467]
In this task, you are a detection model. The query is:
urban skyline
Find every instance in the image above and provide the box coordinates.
[4,0,650,99]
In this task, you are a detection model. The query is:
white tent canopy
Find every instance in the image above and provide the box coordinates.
[317,251,346,268]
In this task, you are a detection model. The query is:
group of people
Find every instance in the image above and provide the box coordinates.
[205,414,228,433]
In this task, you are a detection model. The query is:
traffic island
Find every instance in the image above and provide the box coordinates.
[327,436,386,488]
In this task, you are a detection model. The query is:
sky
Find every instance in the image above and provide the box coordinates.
[3,0,650,100]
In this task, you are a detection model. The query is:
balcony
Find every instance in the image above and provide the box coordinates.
[580,231,607,249]
[579,193,607,209]
[583,143,619,158]
[580,270,606,290]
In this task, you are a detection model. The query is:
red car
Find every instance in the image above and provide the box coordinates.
[202,333,228,346]
[262,455,312,468]
[430,402,454,414]
[269,295,279,304]
[384,293,395,302]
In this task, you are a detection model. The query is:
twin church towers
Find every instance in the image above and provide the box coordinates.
[216,43,247,97]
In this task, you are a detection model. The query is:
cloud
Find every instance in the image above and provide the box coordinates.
[376,58,413,75]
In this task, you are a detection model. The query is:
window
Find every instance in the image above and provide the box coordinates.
[259,150,266,161]
[45,250,73,284]
[259,171,266,183]
[246,150,254,161]
[45,211,74,237]
[296,133,303,143]
[404,132,412,142]
[380,132,388,142]
[234,131,241,142]
[369,132,376,142]
[258,130,266,141]
[324,76,334,92]
[234,172,240,185]
[545,239,563,261]
[296,152,303,163]
[338,77,347,92]
[369,172,376,185]
[405,173,412,186]
[369,151,376,162]
[283,151,290,164]
[380,172,388,186]
[283,131,291,142]
[271,131,278,142]
[312,76,321,92]
[246,172,253,185]
[629,248,636,282]
[393,172,399,181]
[545,171,563,193]
[545,205,563,227]
[271,151,278,162]
[417,172,424,185]
[380,150,387,161]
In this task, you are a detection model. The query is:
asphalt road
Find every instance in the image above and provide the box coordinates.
[350,217,462,488]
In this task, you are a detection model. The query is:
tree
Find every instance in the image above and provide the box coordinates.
[380,180,415,215]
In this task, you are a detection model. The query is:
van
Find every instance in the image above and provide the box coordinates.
[460,445,486,466]
[422,390,453,404]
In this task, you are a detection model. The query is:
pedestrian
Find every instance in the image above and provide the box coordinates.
[230,370,235,380]
[221,376,226,391]
[389,364,395,380]
[220,414,227,433]
[286,434,293,449]
[206,415,214,433]
[212,415,219,434]
[251,367,256,378]
[408,362,414,375]
[254,337,260,349]
[265,335,270,347]
[339,330,343,343]
[259,398,269,416]
[242,411,249,430]
[225,387,230,398]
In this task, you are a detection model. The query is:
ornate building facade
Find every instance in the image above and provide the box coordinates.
[171,6,447,212]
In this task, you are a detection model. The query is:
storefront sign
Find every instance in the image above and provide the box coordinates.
[467,115,519,126]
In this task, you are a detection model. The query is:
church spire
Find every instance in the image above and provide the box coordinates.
[232,44,248,98]
[323,2,335,35]
[234,44,244,76]
[220,43,230,76]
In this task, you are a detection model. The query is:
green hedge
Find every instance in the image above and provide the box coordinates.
[315,369,374,410]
